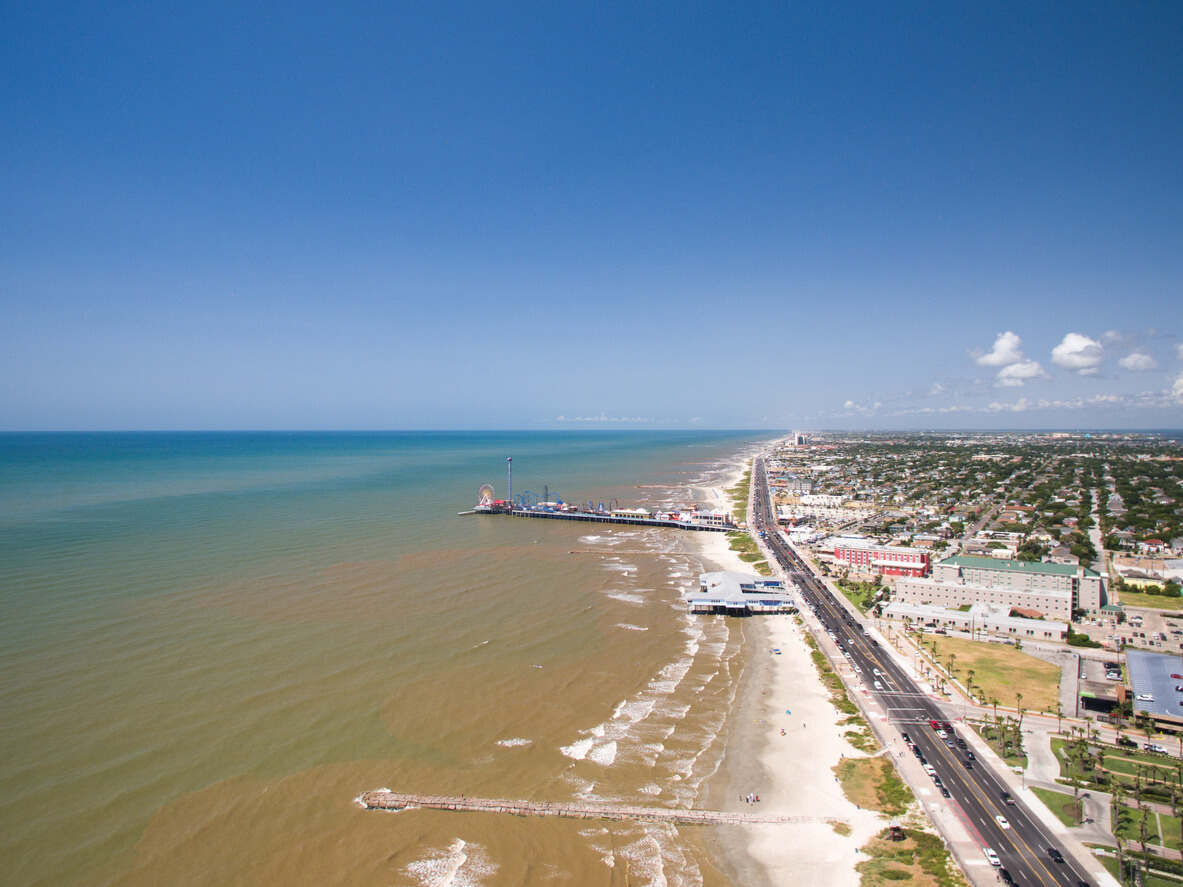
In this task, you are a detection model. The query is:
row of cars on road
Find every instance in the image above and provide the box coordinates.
[901,727,960,799]
[986,841,1072,884]
[905,722,1086,885]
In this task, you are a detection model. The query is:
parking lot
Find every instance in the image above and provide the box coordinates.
[1075,605,1183,653]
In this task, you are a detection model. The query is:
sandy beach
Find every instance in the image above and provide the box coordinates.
[695,457,887,887]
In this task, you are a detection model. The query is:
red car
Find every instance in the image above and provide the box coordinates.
[1172,673,1183,680]
[930,720,940,729]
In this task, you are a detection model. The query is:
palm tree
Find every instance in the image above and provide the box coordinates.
[990,696,1000,725]
[1139,804,1152,882]
[966,668,975,699]
[947,653,957,679]
[1069,748,1084,823]
[1056,700,1063,733]
[1111,781,1125,828]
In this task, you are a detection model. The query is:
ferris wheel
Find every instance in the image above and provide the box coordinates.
[478,484,495,505]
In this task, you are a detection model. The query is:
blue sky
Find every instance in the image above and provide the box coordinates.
[2,2,1181,431]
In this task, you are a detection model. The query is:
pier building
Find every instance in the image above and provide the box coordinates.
[687,571,796,615]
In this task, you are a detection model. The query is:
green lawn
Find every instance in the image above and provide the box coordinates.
[1031,786,1082,827]
[1103,754,1180,779]
[1160,811,1183,851]
[1119,589,1183,612]
[1114,804,1162,845]
[1098,853,1182,887]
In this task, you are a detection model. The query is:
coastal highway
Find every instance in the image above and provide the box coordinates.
[751,458,1096,887]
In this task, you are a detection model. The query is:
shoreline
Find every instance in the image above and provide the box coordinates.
[692,447,885,887]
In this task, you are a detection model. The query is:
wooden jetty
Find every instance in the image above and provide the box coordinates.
[358,790,843,827]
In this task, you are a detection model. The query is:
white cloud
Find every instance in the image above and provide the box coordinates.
[836,400,881,416]
[1051,332,1105,374]
[893,388,1183,417]
[969,332,1048,387]
[987,398,1030,413]
[927,382,946,396]
[1177,344,1183,360]
[555,413,651,423]
[1118,351,1158,371]
[996,359,1048,387]
[972,331,1025,367]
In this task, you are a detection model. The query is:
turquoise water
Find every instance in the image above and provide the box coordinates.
[0,431,771,887]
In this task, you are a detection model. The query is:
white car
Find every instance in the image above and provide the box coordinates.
[1136,693,1154,701]
[936,730,948,739]
[995,815,1010,829]
[984,848,1001,866]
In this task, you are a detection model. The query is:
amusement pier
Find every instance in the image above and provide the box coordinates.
[358,790,841,827]
[460,457,736,532]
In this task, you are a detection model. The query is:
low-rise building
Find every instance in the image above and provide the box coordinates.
[883,601,1067,641]
[833,540,930,577]
[688,572,796,616]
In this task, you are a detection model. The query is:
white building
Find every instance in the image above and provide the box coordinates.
[884,601,1067,641]
[895,576,1072,621]
[688,572,796,616]
[926,555,1107,615]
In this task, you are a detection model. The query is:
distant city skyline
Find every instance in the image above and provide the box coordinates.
[2,4,1181,431]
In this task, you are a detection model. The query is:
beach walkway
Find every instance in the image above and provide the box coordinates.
[359,790,843,827]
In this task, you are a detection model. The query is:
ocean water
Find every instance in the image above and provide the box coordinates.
[0,431,772,887]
